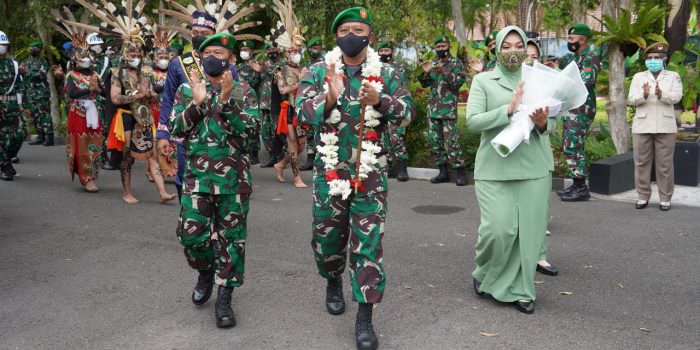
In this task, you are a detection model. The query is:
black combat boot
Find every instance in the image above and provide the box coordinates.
[326,277,345,315]
[455,167,468,186]
[101,150,117,170]
[192,270,215,305]
[29,132,44,145]
[261,154,276,168]
[215,286,236,328]
[1,162,14,181]
[300,153,314,171]
[430,164,449,184]
[249,152,260,165]
[560,178,590,202]
[11,157,19,163]
[44,133,54,146]
[395,159,409,182]
[386,160,395,178]
[355,303,378,350]
[557,184,574,196]
[6,161,17,176]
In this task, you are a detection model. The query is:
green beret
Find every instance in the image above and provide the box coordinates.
[378,40,393,50]
[169,42,184,51]
[331,7,372,34]
[263,41,271,50]
[568,24,592,38]
[484,30,499,46]
[306,36,321,48]
[644,42,668,56]
[28,41,43,48]
[433,34,450,46]
[199,32,236,52]
[239,40,255,49]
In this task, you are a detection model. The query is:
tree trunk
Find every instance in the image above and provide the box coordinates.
[664,0,690,57]
[602,0,632,153]
[451,0,468,46]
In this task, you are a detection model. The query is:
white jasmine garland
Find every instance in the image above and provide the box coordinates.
[328,179,352,200]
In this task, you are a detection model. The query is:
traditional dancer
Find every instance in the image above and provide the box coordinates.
[297,7,413,349]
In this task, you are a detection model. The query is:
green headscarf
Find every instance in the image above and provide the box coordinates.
[495,25,528,85]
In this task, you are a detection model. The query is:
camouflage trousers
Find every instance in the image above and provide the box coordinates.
[248,118,261,157]
[0,104,25,163]
[177,192,250,287]
[562,111,594,178]
[25,98,53,134]
[311,178,387,304]
[260,109,274,152]
[428,117,465,169]
[384,122,408,163]
[305,129,316,156]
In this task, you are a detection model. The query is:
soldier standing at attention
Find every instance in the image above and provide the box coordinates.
[378,39,410,181]
[21,41,53,146]
[299,36,325,172]
[259,42,284,168]
[419,35,468,186]
[0,31,25,181]
[558,24,600,202]
[236,40,262,165]
[297,7,414,349]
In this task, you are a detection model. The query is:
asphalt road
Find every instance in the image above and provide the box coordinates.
[1,144,699,350]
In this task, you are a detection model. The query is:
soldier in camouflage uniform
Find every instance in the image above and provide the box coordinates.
[483,30,499,72]
[378,39,411,181]
[0,30,25,181]
[297,7,414,350]
[419,35,468,186]
[236,40,262,164]
[299,36,325,171]
[168,33,259,329]
[558,24,600,202]
[259,42,285,167]
[20,41,53,146]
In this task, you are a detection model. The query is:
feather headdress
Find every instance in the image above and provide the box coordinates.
[51,6,94,62]
[271,0,304,50]
[151,0,183,54]
[159,0,265,42]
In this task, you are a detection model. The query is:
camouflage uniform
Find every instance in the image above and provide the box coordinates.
[297,61,413,304]
[236,60,261,157]
[302,56,325,161]
[419,55,466,169]
[169,79,259,287]
[382,61,410,163]
[0,56,25,166]
[484,55,497,72]
[259,58,279,154]
[559,45,600,178]
[20,56,52,134]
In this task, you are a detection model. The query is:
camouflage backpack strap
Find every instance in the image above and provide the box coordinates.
[178,52,204,83]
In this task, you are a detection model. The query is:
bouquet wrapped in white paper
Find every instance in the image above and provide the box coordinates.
[491,61,589,157]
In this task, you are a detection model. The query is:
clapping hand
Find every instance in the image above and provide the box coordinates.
[359,81,380,106]
[220,71,234,102]
[191,73,208,106]
[422,61,432,73]
[655,83,662,98]
[530,107,549,130]
[508,81,525,115]
[643,82,651,99]
[325,62,345,104]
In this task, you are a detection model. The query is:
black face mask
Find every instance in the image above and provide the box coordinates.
[30,48,41,57]
[379,54,391,63]
[192,35,207,52]
[268,52,279,60]
[336,33,369,58]
[202,55,229,77]
[567,41,580,53]
[436,49,449,58]
[309,51,323,59]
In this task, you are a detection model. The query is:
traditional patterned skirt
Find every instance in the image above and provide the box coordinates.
[66,100,103,185]
[151,102,177,178]
[107,108,155,160]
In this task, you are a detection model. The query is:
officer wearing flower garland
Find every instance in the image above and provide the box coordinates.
[20,41,53,146]
[297,7,413,350]
[557,24,600,201]
[169,32,259,329]
[419,35,468,186]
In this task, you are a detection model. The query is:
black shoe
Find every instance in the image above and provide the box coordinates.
[387,160,395,178]
[514,300,535,314]
[215,286,236,328]
[300,155,314,171]
[249,154,260,165]
[6,162,17,176]
[536,264,559,276]
[560,184,591,202]
[192,270,215,306]
[326,277,346,315]
[1,162,13,181]
[11,157,19,164]
[430,164,449,184]
[260,155,276,168]
[635,201,648,209]
[395,159,409,182]
[455,168,468,186]
[659,202,671,211]
[557,185,574,196]
[29,133,44,145]
[43,133,54,146]
[355,303,378,350]
[473,278,485,296]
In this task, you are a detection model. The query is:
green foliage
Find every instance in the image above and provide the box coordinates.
[594,4,667,50]
[584,123,618,167]
[405,84,432,168]
[667,42,700,110]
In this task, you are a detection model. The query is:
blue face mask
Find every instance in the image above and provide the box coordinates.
[645,59,664,73]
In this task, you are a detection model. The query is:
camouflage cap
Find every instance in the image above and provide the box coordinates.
[199,32,236,52]
[331,7,372,34]
[568,24,592,38]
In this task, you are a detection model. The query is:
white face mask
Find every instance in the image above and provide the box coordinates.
[291,53,301,64]
[156,59,169,70]
[91,45,103,54]
[127,58,141,68]
[240,51,251,60]
[77,59,92,69]
[0,45,7,55]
